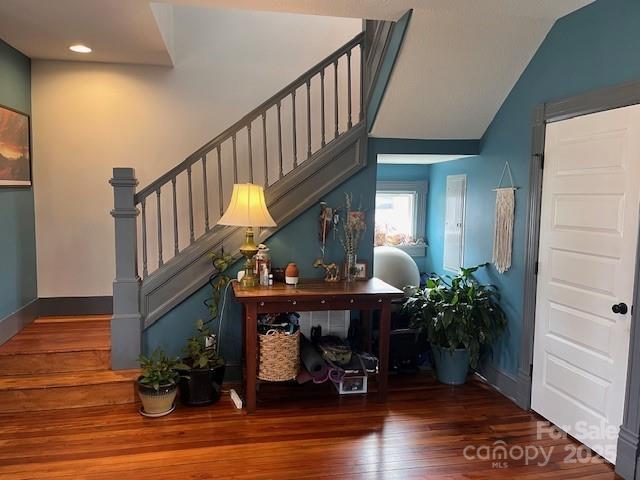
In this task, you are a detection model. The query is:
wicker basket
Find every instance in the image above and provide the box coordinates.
[258,330,300,381]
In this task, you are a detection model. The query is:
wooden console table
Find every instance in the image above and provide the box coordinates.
[233,277,404,413]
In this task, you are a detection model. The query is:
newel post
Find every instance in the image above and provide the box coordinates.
[110,167,143,370]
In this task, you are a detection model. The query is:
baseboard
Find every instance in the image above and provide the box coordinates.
[0,299,39,346]
[616,426,640,480]
[38,296,113,317]
[515,368,532,410]
[475,362,519,406]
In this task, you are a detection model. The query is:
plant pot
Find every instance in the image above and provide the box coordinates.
[430,344,469,385]
[137,378,177,416]
[178,363,226,406]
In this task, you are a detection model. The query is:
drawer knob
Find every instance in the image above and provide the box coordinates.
[378,298,383,303]
[259,301,265,307]
[320,299,326,304]
[349,299,354,304]
[292,300,297,305]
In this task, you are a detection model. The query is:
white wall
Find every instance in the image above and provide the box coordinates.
[32,6,360,297]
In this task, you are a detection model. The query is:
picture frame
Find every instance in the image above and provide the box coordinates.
[0,104,31,187]
[354,261,368,280]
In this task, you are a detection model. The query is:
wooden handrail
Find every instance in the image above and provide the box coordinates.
[135,32,364,203]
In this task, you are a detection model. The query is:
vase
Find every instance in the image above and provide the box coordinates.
[285,262,299,285]
[344,253,357,282]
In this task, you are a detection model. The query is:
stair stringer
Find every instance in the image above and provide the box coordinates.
[141,122,367,328]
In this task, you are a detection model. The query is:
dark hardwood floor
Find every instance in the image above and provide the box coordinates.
[0,373,619,479]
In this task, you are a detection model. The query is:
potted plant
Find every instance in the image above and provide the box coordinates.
[178,319,226,406]
[178,250,231,406]
[137,348,185,416]
[403,264,507,385]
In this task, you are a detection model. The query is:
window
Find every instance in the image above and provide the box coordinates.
[375,181,427,256]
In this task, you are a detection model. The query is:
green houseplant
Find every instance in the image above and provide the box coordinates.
[403,263,507,385]
[178,250,231,406]
[137,348,186,416]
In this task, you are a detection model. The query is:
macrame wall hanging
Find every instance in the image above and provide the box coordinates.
[492,162,519,274]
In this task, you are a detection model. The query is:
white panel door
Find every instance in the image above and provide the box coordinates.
[532,105,640,463]
[444,174,466,272]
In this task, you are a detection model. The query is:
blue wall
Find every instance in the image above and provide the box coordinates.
[0,40,37,321]
[424,0,640,376]
[426,156,523,373]
[145,141,377,377]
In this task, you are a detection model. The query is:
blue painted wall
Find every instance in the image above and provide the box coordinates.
[144,141,377,378]
[426,156,523,374]
[425,0,640,376]
[0,40,37,321]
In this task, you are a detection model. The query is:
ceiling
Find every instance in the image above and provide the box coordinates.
[371,1,594,139]
[0,0,594,137]
[0,0,174,66]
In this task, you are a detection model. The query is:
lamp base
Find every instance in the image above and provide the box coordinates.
[239,227,259,288]
[240,270,259,288]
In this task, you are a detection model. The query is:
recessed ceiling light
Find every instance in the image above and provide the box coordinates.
[69,44,92,54]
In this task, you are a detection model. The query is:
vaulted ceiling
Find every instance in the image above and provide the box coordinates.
[0,0,594,139]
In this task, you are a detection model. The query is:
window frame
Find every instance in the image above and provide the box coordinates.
[375,180,428,257]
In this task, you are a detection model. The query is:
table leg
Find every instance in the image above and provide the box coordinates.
[359,309,372,352]
[245,302,258,413]
[377,301,391,402]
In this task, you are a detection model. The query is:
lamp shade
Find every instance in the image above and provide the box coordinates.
[218,183,277,227]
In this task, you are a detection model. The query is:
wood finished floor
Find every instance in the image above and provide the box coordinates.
[0,374,619,479]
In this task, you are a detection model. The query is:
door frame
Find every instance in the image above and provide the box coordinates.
[519,80,640,479]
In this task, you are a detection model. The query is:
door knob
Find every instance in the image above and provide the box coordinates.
[612,302,628,314]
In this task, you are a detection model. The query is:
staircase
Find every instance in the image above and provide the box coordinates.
[0,316,138,412]
[110,21,398,369]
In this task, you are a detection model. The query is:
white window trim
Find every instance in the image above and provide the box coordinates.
[376,180,428,257]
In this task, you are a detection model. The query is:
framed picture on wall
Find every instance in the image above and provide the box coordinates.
[0,105,31,187]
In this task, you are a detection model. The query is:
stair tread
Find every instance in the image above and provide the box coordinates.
[0,369,139,390]
[0,317,110,355]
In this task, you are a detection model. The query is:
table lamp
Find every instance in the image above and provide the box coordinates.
[218,183,277,287]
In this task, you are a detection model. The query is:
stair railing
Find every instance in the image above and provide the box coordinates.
[132,32,365,280]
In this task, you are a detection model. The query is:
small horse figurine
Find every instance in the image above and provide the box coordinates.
[313,258,340,282]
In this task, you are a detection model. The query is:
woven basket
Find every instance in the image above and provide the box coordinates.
[258,330,300,382]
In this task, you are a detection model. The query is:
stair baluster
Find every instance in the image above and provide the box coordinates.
[306,79,312,159]
[320,68,326,146]
[347,50,353,129]
[334,59,339,139]
[171,177,179,255]
[156,188,163,268]
[202,155,210,232]
[247,123,254,183]
[277,101,283,179]
[262,112,268,187]
[291,90,298,168]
